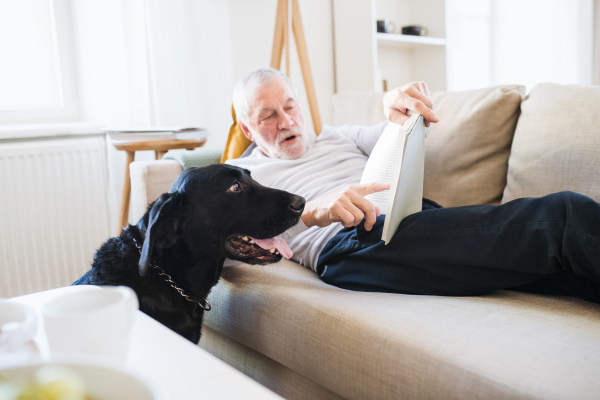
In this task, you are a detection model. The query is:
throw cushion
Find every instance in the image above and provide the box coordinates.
[424,85,525,207]
[502,83,600,203]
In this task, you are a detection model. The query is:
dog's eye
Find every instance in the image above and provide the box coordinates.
[228,182,242,192]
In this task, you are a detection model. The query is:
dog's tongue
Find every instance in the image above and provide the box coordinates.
[250,237,293,259]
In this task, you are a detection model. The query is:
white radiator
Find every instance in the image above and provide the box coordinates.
[0,136,110,297]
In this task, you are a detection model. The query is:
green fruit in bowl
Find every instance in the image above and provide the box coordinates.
[0,365,95,400]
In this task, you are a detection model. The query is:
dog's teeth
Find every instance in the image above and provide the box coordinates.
[249,240,254,244]
[275,251,279,255]
[269,248,275,253]
[242,236,249,241]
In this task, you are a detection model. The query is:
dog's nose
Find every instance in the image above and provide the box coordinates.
[290,195,305,213]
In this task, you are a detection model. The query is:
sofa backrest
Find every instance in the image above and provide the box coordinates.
[134,83,598,221]
[332,92,387,127]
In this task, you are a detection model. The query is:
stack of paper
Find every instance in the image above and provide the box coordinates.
[105,127,209,141]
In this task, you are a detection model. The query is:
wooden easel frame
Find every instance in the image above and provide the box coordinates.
[270,0,322,134]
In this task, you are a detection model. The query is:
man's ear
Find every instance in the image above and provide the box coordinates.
[139,192,188,276]
[238,121,254,141]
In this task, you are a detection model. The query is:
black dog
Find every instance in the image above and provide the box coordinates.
[73,164,305,343]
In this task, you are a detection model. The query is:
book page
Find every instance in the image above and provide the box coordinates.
[359,122,403,213]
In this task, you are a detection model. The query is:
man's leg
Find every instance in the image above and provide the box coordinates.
[317,192,600,303]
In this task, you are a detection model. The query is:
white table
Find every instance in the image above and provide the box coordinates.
[9,286,283,400]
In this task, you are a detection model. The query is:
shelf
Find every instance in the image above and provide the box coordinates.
[376,33,446,49]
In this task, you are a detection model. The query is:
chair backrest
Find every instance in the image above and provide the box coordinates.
[221,106,252,163]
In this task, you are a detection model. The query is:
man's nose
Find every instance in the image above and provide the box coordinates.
[278,111,294,131]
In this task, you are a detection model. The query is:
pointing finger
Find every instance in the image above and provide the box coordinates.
[353,181,391,196]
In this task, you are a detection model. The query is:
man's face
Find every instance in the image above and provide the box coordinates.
[240,77,310,160]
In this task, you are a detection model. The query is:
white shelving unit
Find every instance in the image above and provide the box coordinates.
[333,0,449,93]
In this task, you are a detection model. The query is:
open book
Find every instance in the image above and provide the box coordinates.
[359,113,426,244]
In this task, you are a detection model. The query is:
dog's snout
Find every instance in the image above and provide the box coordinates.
[290,196,305,213]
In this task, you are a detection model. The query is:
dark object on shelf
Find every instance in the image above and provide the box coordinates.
[402,25,429,36]
[377,19,396,33]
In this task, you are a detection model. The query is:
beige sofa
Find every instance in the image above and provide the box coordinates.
[129,83,600,400]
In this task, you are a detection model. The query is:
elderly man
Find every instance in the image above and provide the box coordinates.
[226,67,600,303]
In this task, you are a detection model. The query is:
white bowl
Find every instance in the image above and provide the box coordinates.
[0,358,169,400]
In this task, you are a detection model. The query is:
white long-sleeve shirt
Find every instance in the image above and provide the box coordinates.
[226,122,388,272]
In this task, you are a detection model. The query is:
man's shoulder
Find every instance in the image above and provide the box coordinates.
[225,145,263,167]
[319,124,342,136]
[317,125,352,142]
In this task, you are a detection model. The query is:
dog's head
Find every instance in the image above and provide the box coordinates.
[138,164,305,277]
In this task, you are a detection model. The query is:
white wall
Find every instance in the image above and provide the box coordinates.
[228,0,335,132]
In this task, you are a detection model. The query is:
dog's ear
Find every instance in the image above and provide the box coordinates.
[139,192,187,276]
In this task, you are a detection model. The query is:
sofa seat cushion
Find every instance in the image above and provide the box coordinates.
[205,260,600,400]
[502,83,600,203]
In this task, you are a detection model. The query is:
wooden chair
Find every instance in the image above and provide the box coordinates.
[113,138,206,234]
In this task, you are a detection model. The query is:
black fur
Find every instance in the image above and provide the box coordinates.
[73,164,304,343]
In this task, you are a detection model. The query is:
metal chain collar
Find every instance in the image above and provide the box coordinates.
[132,237,211,311]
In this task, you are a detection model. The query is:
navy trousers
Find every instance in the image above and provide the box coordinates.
[316,192,600,303]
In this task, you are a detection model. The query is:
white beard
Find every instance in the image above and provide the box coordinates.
[255,126,314,160]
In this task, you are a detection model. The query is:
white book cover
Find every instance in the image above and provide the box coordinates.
[360,113,425,244]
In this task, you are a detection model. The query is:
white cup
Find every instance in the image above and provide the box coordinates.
[43,286,138,360]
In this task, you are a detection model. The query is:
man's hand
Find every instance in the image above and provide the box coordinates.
[301,182,391,231]
[383,81,439,128]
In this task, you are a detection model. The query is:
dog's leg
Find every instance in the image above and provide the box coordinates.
[189,326,201,344]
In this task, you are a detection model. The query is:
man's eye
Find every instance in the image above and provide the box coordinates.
[228,182,242,192]
[263,114,273,120]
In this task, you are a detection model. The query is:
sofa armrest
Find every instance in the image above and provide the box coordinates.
[130,160,183,222]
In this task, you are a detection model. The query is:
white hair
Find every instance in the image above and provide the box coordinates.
[232,67,298,126]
